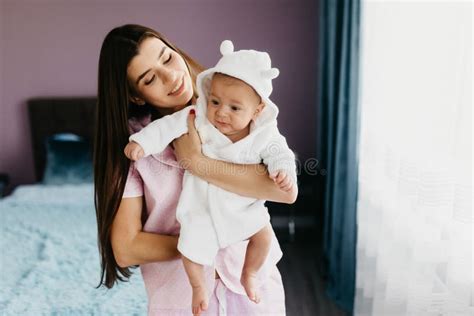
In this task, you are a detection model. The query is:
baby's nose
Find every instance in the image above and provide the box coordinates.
[216,109,227,118]
[217,105,229,114]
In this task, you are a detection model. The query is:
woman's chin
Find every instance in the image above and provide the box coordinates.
[167,92,193,111]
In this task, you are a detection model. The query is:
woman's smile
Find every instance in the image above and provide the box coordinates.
[168,77,185,96]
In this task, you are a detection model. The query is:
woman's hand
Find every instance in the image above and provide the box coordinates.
[172,110,203,169]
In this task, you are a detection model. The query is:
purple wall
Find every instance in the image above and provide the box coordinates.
[0,0,319,187]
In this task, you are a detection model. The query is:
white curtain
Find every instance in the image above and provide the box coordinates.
[355,1,472,315]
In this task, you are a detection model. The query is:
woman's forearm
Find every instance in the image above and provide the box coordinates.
[119,232,180,267]
[188,155,297,204]
[112,197,180,268]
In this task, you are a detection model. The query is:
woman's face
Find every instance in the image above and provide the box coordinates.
[127,37,193,113]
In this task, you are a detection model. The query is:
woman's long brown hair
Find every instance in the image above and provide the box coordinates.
[94,24,204,288]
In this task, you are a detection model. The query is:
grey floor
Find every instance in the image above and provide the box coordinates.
[275,228,347,316]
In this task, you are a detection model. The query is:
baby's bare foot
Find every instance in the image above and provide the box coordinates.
[241,271,260,304]
[191,285,209,316]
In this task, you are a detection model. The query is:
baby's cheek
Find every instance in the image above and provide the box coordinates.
[206,108,214,121]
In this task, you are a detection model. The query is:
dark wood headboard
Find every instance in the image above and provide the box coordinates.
[28,97,96,182]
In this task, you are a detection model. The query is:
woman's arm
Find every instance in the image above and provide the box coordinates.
[172,113,298,204]
[111,196,180,268]
[191,156,297,203]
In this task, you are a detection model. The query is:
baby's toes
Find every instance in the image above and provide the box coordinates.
[191,286,208,316]
[192,305,201,316]
[254,291,261,304]
[201,300,208,311]
[241,272,260,304]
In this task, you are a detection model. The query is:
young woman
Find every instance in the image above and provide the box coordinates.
[94,24,297,315]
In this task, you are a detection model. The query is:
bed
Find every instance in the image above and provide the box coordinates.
[0,98,147,315]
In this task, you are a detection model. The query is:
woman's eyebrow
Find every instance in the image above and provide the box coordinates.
[135,46,167,85]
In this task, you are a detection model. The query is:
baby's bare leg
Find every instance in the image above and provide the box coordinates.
[241,223,272,303]
[182,256,208,316]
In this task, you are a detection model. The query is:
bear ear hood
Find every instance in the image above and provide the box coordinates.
[196,40,279,129]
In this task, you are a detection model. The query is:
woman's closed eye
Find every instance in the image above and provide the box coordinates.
[164,53,172,64]
[145,75,155,85]
[144,54,172,85]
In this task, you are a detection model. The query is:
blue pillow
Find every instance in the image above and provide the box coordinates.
[42,133,93,185]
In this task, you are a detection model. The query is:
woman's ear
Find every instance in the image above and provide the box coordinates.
[130,96,146,105]
[253,102,266,119]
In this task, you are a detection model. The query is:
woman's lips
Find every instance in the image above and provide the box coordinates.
[168,78,185,96]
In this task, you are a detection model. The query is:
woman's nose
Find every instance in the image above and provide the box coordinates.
[156,67,176,85]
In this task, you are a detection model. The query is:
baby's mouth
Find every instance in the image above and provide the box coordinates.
[215,120,229,127]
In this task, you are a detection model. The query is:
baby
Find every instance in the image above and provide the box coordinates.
[125,40,297,315]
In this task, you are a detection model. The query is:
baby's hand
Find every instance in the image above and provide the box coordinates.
[124,141,144,161]
[269,170,294,192]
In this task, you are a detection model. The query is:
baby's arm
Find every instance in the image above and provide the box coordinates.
[127,106,196,159]
[260,131,297,192]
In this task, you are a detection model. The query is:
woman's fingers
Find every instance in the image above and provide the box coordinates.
[173,109,203,166]
[187,109,199,138]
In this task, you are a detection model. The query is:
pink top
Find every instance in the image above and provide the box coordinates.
[123,142,283,311]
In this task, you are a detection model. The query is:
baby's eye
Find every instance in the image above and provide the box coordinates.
[211,99,219,105]
[231,106,240,111]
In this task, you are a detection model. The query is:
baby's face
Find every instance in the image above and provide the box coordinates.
[206,74,264,142]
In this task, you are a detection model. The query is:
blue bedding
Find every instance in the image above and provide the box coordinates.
[0,184,147,315]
